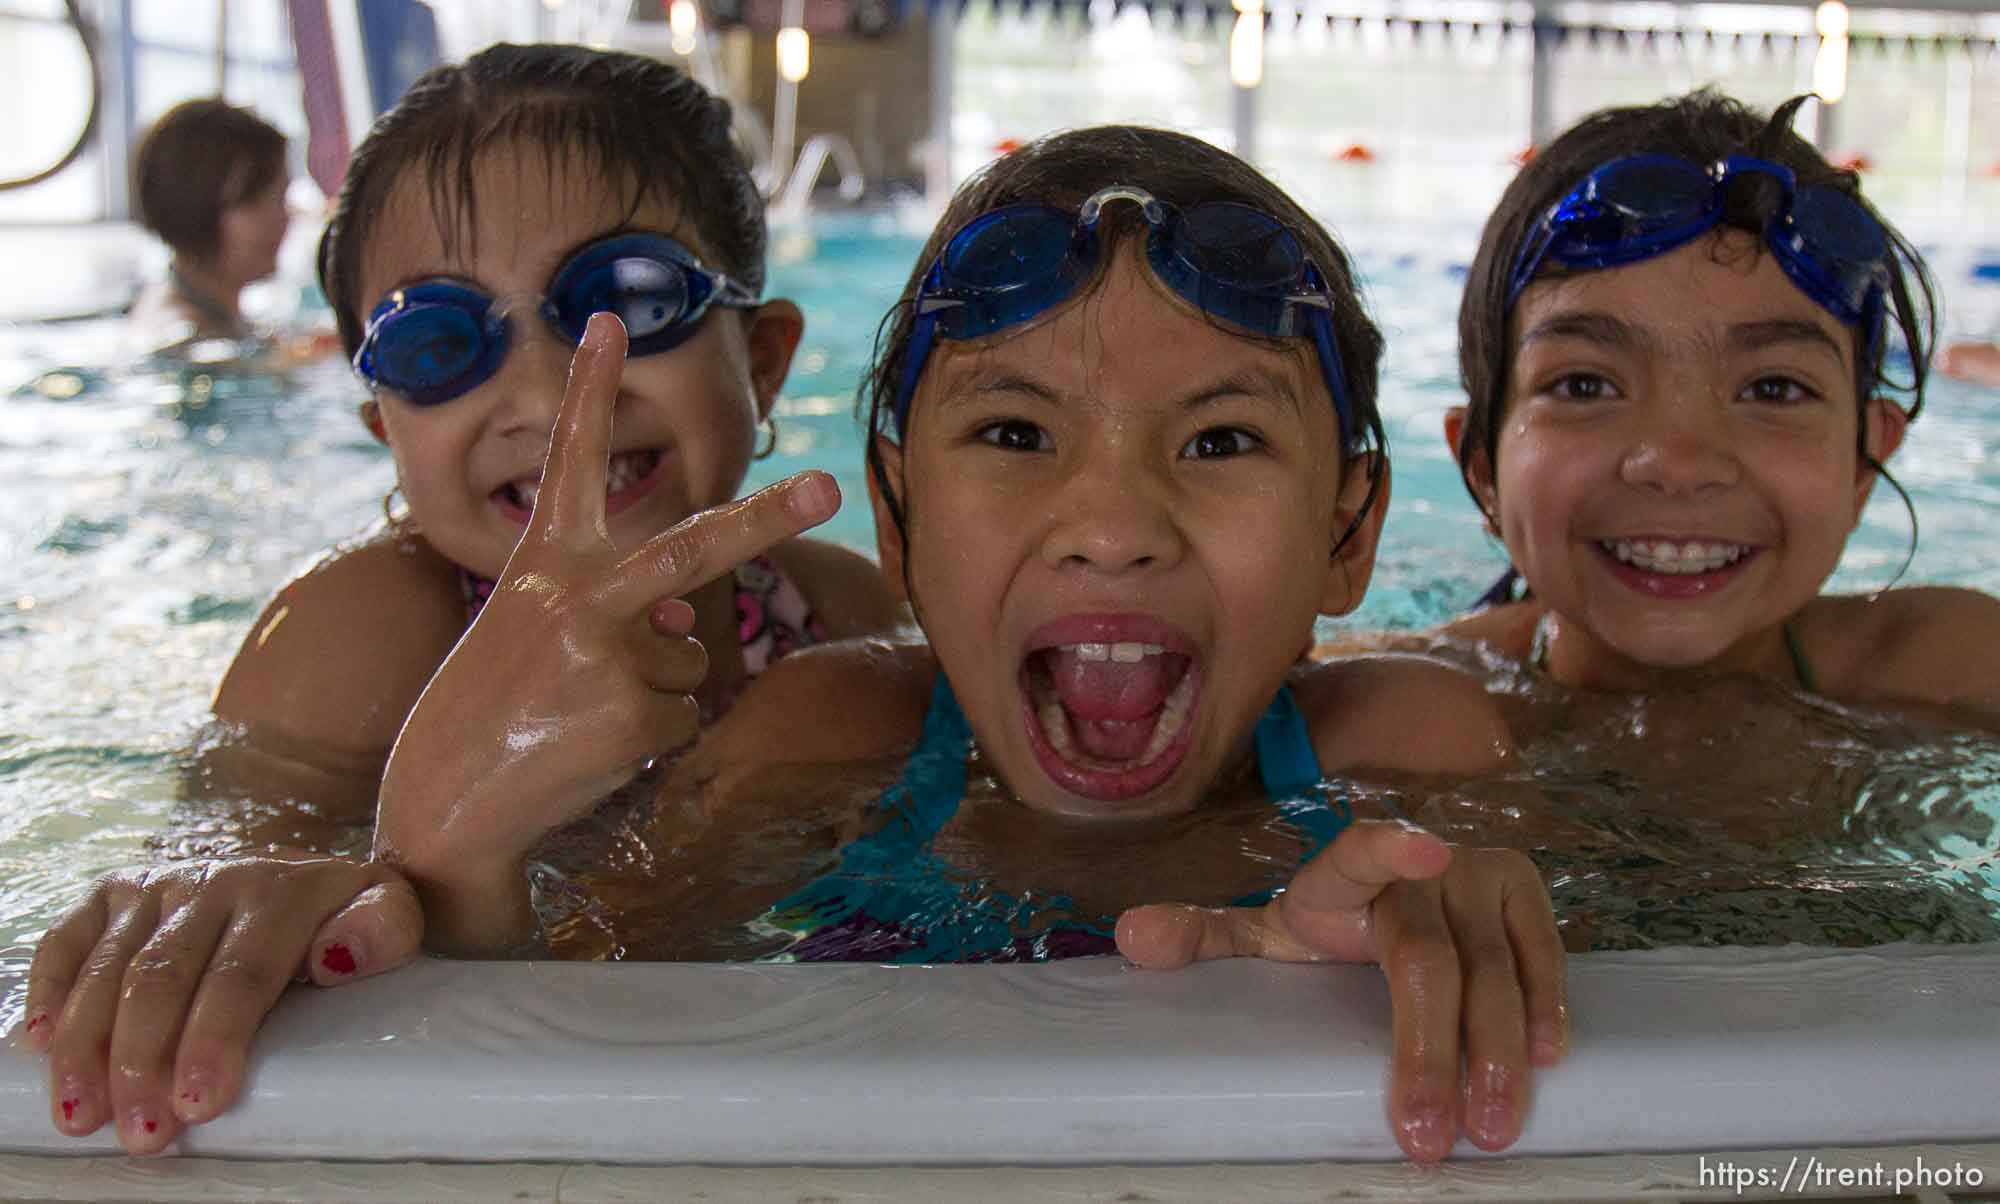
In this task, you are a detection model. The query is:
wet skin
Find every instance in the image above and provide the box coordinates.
[878,238,1366,822]
[1450,231,1907,691]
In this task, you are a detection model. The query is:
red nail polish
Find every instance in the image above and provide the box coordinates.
[24,1012,46,1033]
[143,1119,158,1134]
[320,943,357,975]
[60,1098,77,1122]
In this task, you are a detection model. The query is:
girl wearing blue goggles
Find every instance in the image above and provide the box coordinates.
[1423,91,1998,728]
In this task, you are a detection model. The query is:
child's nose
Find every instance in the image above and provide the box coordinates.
[1039,458,1185,576]
[487,322,581,439]
[1620,407,1740,495]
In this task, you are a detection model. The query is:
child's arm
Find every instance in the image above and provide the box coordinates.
[19,856,421,1156]
[373,315,844,956]
[1115,822,1565,1163]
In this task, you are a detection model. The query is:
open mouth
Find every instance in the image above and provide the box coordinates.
[1595,537,1760,598]
[1017,617,1202,803]
[491,448,666,524]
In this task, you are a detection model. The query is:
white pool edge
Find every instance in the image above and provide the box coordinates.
[3,944,1998,1167]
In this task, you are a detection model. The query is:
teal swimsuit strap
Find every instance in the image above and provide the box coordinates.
[1236,684,1352,907]
[834,673,972,870]
[1782,619,1820,695]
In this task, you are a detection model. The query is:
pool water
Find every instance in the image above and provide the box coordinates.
[1,214,1998,963]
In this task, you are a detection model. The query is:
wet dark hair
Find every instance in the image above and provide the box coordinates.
[133,99,288,262]
[861,125,1388,589]
[316,42,764,359]
[1455,90,1936,531]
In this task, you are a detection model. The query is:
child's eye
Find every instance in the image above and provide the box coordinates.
[1741,375,1818,405]
[974,420,1051,452]
[1547,373,1619,402]
[1180,427,1262,459]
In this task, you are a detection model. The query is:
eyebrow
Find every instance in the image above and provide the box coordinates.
[1724,318,1851,368]
[1517,311,1658,355]
[932,364,1307,420]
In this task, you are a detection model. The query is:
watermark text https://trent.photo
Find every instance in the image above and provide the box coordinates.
[1698,1152,1986,1196]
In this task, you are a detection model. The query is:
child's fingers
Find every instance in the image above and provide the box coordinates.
[1114,902,1271,969]
[1440,858,1530,1153]
[530,312,627,545]
[1268,821,1453,963]
[628,630,709,698]
[20,883,114,1049]
[101,894,240,1155]
[1504,868,1569,1066]
[1373,880,1463,1164]
[302,878,425,988]
[170,865,411,1125]
[1115,822,1455,970]
[603,472,840,615]
[44,883,164,1139]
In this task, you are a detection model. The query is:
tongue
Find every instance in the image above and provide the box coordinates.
[1047,649,1178,720]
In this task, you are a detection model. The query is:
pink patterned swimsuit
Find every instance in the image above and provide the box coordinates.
[460,552,828,721]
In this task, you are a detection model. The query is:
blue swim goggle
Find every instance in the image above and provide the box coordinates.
[894,185,1356,448]
[1507,153,1889,346]
[353,232,760,406]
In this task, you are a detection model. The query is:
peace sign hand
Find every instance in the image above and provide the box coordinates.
[375,313,839,954]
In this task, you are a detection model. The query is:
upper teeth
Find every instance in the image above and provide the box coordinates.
[509,451,649,509]
[1065,641,1167,663]
[1603,539,1748,574]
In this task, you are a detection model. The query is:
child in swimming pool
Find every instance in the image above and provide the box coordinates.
[20,42,898,1156]
[1425,91,2000,715]
[369,126,1567,1160]
[193,43,900,833]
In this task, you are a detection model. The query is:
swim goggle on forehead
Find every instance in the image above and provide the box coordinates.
[353,232,759,406]
[1507,153,1891,353]
[893,184,1357,448]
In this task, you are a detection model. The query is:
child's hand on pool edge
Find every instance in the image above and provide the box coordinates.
[17,856,421,1156]
[1115,820,1567,1163]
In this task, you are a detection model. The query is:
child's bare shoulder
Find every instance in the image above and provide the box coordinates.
[1293,651,1514,777]
[1315,604,1543,663]
[1432,602,1544,657]
[211,530,465,748]
[766,536,907,638]
[1806,588,2000,710]
[698,636,936,773]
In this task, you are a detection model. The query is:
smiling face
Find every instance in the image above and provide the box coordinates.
[356,142,793,579]
[876,239,1380,821]
[1467,231,1906,685]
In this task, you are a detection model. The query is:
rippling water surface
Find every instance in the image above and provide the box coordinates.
[2,215,1997,964]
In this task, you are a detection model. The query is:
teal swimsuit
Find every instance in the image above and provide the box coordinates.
[755,676,1352,963]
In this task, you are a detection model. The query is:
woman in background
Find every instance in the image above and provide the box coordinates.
[127,98,292,348]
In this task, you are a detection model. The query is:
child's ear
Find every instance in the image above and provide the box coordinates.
[1852,395,1912,518]
[358,399,388,445]
[865,435,909,602]
[1319,453,1391,616]
[744,299,805,422]
[1442,405,1499,534]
